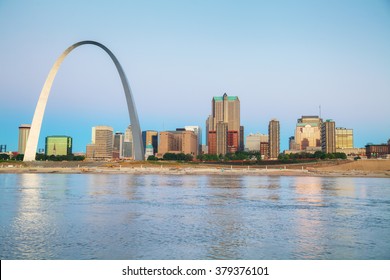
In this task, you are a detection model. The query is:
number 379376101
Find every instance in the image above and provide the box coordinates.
[215,267,269,276]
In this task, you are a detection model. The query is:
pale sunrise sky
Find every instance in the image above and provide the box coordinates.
[1,0,389,152]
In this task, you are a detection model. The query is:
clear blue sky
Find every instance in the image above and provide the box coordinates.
[1,0,389,152]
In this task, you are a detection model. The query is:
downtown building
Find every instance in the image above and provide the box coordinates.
[113,132,124,159]
[206,93,242,155]
[142,130,158,155]
[157,129,198,158]
[335,127,365,156]
[268,119,280,160]
[321,119,336,153]
[246,133,269,160]
[246,133,268,152]
[45,136,72,156]
[18,124,31,154]
[294,115,323,152]
[123,125,134,159]
[336,127,354,149]
[365,140,390,159]
[184,126,202,155]
[86,126,113,160]
[145,143,154,159]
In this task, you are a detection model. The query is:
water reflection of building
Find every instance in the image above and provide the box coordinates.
[87,174,116,196]
[204,176,244,259]
[334,177,366,199]
[292,176,326,258]
[294,176,323,203]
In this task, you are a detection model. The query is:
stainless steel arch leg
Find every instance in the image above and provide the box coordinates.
[23,41,144,161]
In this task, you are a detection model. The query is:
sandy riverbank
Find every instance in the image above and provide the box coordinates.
[305,159,390,178]
[1,160,390,178]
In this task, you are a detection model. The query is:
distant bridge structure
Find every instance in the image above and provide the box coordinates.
[23,40,144,161]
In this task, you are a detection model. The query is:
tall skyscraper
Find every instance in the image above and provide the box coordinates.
[268,119,280,160]
[240,126,244,151]
[205,115,213,148]
[206,93,240,154]
[185,126,202,155]
[216,122,228,155]
[142,130,158,154]
[321,120,336,153]
[18,124,31,154]
[86,126,113,160]
[45,136,72,156]
[335,128,354,149]
[295,116,322,151]
[123,125,134,159]
[113,132,124,159]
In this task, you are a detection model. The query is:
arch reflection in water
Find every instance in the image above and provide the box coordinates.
[11,174,55,259]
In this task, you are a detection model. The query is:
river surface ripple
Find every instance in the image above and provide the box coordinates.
[1,174,389,259]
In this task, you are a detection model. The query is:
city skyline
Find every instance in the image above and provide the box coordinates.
[11,109,387,158]
[5,94,390,155]
[1,1,390,152]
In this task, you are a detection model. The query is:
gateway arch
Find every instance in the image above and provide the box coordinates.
[23,40,144,161]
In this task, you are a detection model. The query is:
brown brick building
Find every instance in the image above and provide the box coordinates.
[321,119,336,153]
[158,130,198,157]
[365,144,389,158]
[268,119,280,160]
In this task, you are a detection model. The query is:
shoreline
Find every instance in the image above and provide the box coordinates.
[1,164,389,178]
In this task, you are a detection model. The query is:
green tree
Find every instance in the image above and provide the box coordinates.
[196,154,204,161]
[235,151,248,160]
[147,155,158,161]
[335,152,347,159]
[203,154,219,161]
[73,155,85,161]
[163,153,177,160]
[15,154,24,161]
[184,154,193,161]
[176,153,187,161]
[0,154,10,160]
[314,151,324,159]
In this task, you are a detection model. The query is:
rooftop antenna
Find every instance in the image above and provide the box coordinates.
[319,105,322,118]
